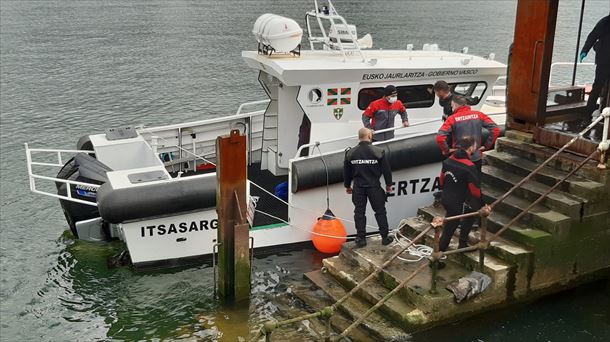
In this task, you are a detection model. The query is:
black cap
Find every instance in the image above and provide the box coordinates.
[383,85,397,96]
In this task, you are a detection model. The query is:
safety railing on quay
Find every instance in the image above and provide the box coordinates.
[251,107,609,342]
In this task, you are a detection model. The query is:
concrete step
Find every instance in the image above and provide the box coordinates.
[397,215,519,294]
[482,164,588,217]
[416,205,553,256]
[481,184,571,238]
[292,284,377,341]
[468,230,533,296]
[341,239,463,314]
[340,236,512,318]
[322,256,429,332]
[495,136,609,185]
[485,211,554,251]
[401,213,531,267]
[504,130,535,143]
[304,269,409,341]
[400,214,534,294]
[485,150,607,202]
[416,205,447,222]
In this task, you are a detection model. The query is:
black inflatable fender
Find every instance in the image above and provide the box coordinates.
[291,128,504,193]
[97,176,217,224]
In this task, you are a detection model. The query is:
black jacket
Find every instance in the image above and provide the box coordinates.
[343,141,392,188]
[582,14,610,69]
[439,150,483,209]
[438,93,454,121]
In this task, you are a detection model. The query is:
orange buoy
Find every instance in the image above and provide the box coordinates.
[312,209,347,254]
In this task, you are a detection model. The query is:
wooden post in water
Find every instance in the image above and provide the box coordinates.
[216,129,250,301]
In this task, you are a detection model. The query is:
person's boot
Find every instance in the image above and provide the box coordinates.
[381,235,394,246]
[433,191,443,207]
[355,238,367,248]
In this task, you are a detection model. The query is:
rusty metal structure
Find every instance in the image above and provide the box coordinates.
[507,0,609,155]
[216,129,251,301]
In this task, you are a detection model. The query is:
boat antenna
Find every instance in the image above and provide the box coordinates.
[315,142,331,212]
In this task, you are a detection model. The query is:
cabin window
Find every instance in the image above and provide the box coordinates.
[358,85,435,110]
[450,81,487,105]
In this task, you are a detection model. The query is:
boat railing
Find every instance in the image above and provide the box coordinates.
[295,111,507,159]
[549,62,595,86]
[234,99,271,116]
[294,118,442,158]
[251,109,609,342]
[488,62,595,100]
[489,76,507,97]
[138,99,269,170]
[305,0,366,62]
[138,99,269,134]
[24,144,100,207]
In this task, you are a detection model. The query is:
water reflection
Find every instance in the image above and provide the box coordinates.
[28,234,324,341]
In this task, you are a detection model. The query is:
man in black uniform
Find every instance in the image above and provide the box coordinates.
[344,128,394,248]
[439,136,491,254]
[580,14,610,116]
[433,80,454,122]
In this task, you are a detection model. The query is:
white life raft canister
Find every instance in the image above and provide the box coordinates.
[253,14,303,53]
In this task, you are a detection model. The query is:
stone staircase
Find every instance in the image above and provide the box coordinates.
[292,131,610,341]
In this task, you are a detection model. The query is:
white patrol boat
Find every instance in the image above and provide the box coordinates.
[25,0,507,268]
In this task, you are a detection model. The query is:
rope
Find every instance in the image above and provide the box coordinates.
[149,131,441,263]
[392,229,436,262]
[248,178,380,229]
[143,131,383,230]
[255,208,356,240]
[315,144,331,211]
[145,129,452,264]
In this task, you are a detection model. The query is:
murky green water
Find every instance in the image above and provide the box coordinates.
[1,0,609,341]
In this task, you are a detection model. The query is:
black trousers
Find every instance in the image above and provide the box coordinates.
[587,65,610,114]
[440,198,475,252]
[352,186,389,240]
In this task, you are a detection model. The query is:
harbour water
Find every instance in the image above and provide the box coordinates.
[1,1,609,340]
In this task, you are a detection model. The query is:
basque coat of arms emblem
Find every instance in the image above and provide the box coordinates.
[333,107,343,120]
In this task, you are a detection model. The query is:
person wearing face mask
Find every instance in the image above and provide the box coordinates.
[344,128,394,248]
[362,85,409,141]
[437,136,491,259]
[436,95,500,174]
[433,80,454,122]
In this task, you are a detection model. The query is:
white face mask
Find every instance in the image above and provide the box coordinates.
[387,96,397,104]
